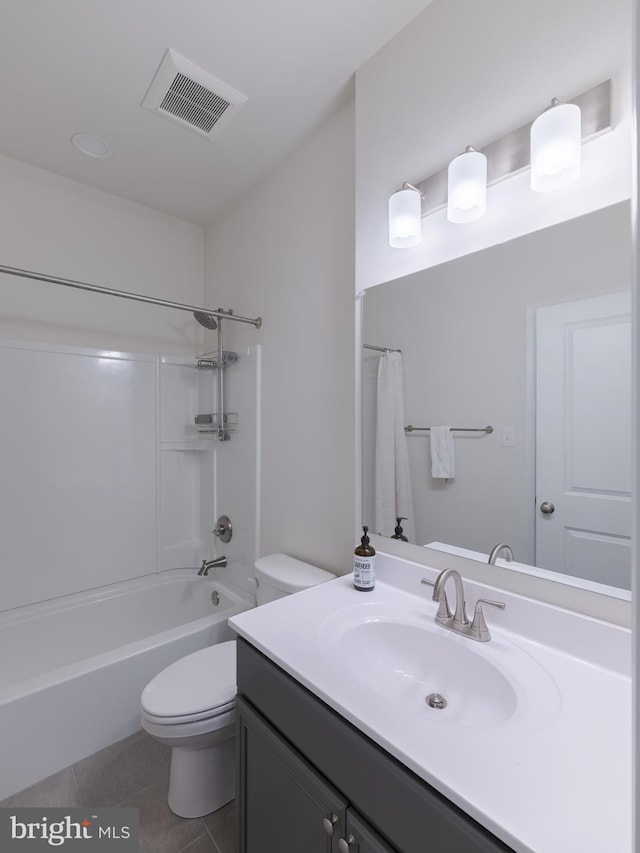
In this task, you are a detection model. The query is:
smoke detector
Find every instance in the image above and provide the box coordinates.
[142,49,247,141]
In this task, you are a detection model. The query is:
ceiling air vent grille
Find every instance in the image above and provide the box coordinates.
[142,49,247,141]
[160,73,231,134]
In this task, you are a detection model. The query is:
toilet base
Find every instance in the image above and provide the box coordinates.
[168,736,235,818]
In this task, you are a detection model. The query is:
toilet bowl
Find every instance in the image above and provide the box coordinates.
[141,642,236,818]
[141,554,335,817]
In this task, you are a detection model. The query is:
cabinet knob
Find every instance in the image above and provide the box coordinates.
[322,814,338,836]
[338,835,355,852]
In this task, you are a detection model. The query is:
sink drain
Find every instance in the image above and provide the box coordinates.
[425,692,447,710]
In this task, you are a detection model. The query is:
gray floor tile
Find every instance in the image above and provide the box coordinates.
[0,767,82,808]
[0,731,229,853]
[179,833,219,853]
[121,779,207,853]
[202,800,234,834]
[73,729,168,808]
[207,812,235,853]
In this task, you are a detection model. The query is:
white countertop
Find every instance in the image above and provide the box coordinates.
[229,552,632,853]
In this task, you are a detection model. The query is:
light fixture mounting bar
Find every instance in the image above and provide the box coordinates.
[413,79,611,217]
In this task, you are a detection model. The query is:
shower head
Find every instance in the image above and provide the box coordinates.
[193,311,218,330]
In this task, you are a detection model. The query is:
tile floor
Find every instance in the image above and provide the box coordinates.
[0,730,234,853]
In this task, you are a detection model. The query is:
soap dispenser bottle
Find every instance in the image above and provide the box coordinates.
[353,526,376,591]
[391,517,408,542]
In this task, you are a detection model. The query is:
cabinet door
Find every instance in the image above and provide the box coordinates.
[237,698,347,853]
[338,808,397,853]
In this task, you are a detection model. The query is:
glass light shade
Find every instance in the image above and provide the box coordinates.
[530,102,581,192]
[388,188,422,248]
[447,149,487,223]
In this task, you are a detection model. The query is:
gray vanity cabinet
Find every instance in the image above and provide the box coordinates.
[343,809,398,853]
[236,639,515,853]
[237,694,346,851]
[237,696,393,852]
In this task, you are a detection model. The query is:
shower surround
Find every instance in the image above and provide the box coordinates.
[0,337,261,797]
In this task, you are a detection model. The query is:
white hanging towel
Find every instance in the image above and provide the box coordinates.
[375,351,415,541]
[431,426,455,480]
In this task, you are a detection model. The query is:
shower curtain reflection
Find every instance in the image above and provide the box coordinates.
[374,351,414,542]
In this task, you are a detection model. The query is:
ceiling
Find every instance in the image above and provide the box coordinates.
[0,0,433,226]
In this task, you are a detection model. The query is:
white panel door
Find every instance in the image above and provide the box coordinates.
[535,291,631,588]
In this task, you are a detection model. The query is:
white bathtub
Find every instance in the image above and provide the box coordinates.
[0,569,252,800]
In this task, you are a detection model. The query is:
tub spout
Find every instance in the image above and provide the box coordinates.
[198,557,227,576]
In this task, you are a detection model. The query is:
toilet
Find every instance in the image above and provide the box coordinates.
[140,554,335,818]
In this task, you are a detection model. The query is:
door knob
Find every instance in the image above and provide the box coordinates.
[540,501,555,515]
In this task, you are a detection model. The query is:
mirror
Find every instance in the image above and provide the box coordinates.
[362,201,631,596]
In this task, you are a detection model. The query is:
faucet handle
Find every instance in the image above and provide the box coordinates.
[470,598,506,642]
[421,577,452,621]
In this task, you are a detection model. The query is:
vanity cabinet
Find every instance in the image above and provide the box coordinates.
[238,696,393,852]
[236,639,514,853]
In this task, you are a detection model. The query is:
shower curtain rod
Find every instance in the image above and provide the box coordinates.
[0,263,262,329]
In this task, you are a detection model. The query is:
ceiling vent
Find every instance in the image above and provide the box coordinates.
[142,49,247,141]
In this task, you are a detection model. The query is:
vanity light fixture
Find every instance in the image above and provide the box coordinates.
[388,80,610,248]
[530,98,582,192]
[388,182,424,248]
[447,146,487,223]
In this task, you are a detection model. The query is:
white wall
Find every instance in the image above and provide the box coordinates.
[363,202,631,559]
[0,153,204,353]
[355,0,632,290]
[203,102,356,574]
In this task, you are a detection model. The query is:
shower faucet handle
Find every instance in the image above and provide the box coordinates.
[213,515,232,543]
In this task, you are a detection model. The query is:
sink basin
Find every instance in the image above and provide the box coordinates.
[341,620,517,727]
[320,601,560,731]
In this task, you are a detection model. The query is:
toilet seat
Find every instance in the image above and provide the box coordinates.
[141,641,236,725]
[141,700,236,727]
[141,706,236,744]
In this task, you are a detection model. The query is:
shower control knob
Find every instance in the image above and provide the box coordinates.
[213,515,233,543]
[540,501,555,515]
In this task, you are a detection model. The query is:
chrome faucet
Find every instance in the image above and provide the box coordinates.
[431,568,469,629]
[421,569,505,642]
[198,556,228,576]
[487,543,514,565]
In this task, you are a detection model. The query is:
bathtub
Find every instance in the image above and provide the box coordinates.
[0,569,252,801]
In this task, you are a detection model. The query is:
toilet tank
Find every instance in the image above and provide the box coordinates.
[254,554,336,605]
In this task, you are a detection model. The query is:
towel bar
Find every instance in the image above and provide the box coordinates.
[404,425,493,434]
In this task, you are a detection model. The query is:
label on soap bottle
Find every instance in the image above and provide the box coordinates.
[354,555,375,591]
